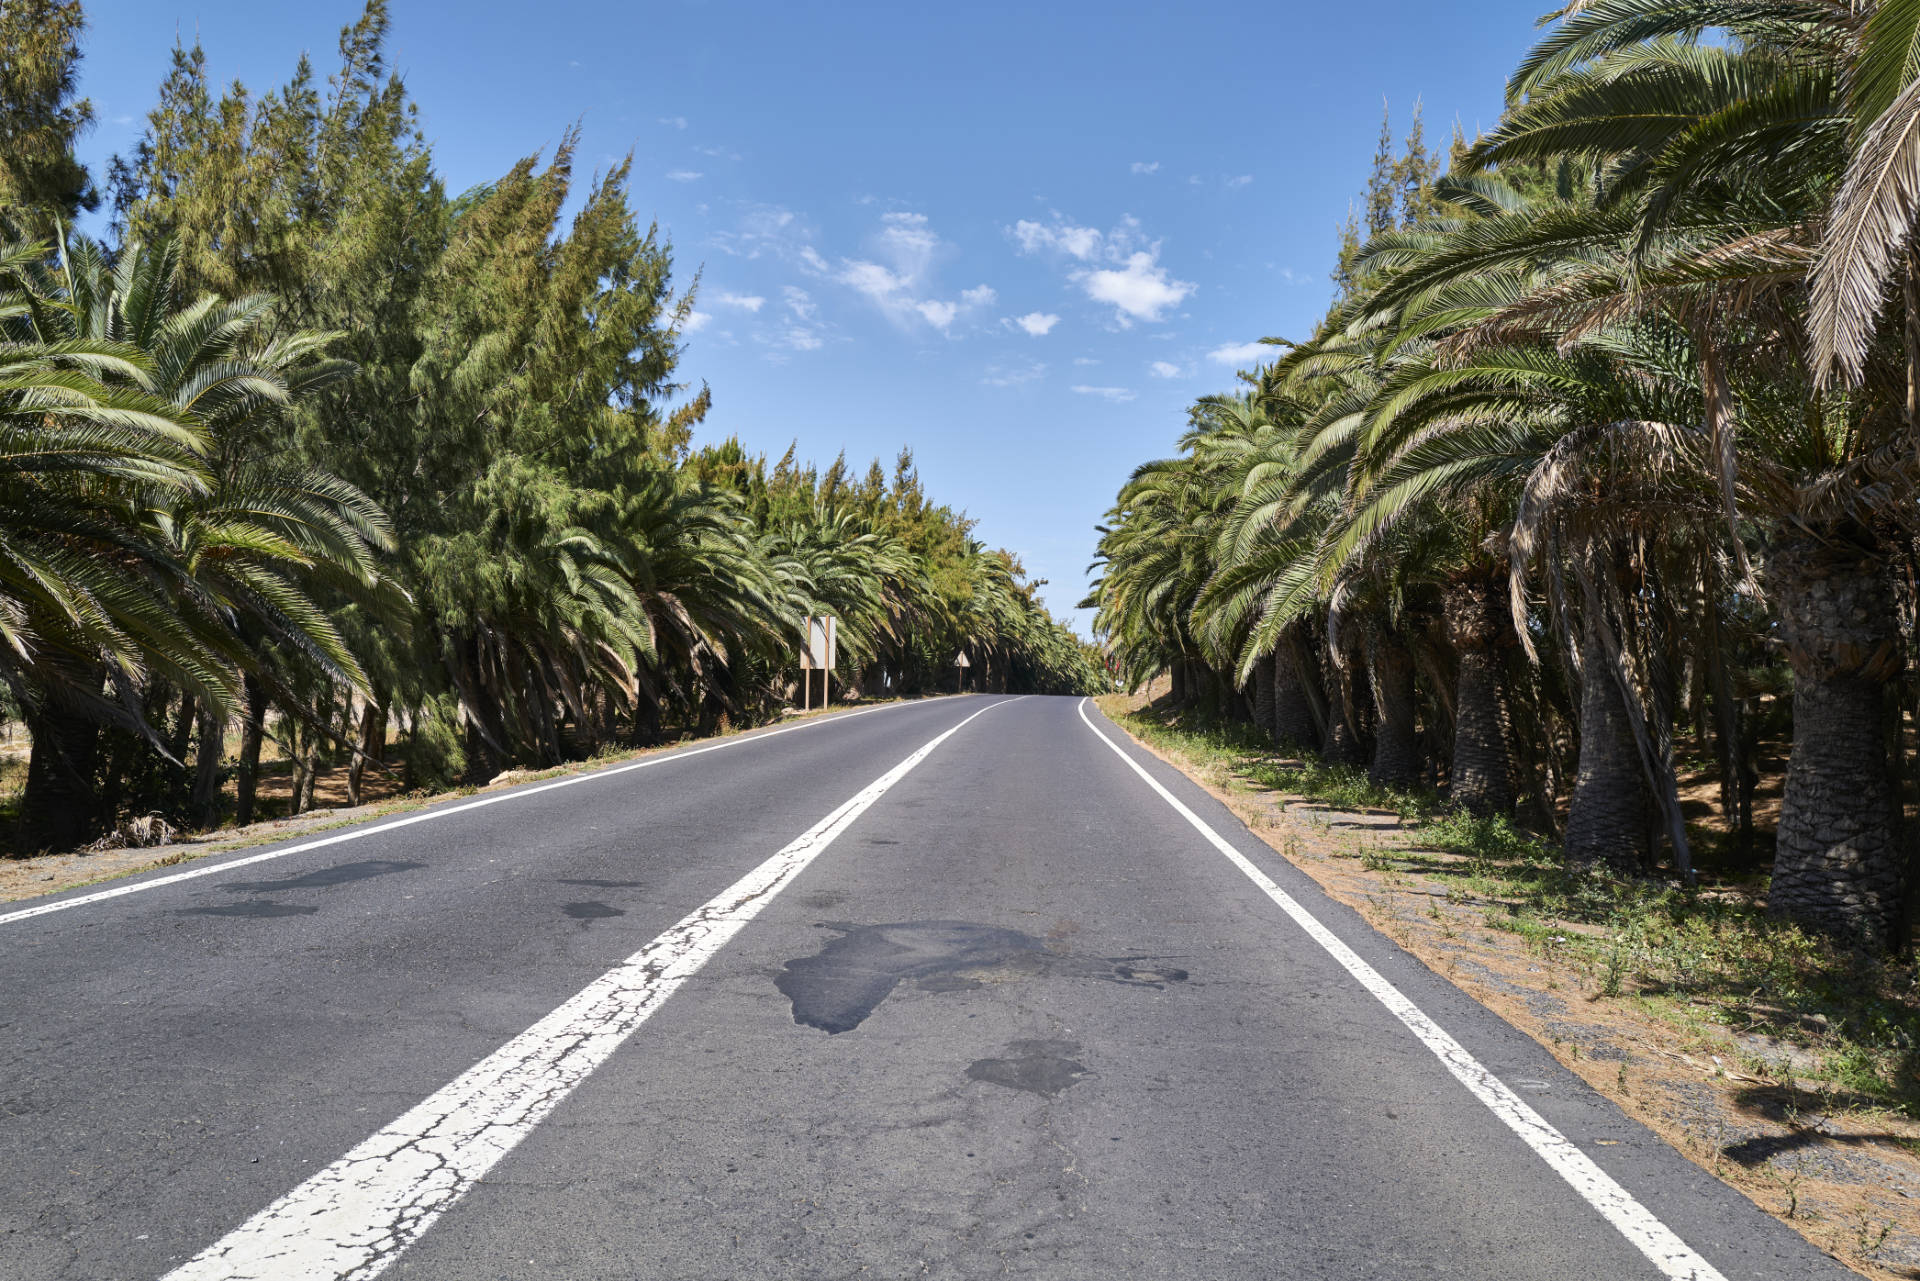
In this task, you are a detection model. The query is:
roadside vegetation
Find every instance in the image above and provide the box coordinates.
[1087,3,1920,972]
[1113,700,1919,1120]
[0,1,1101,858]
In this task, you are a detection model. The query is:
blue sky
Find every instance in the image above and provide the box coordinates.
[74,0,1549,632]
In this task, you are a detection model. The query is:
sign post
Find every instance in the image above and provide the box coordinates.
[801,617,838,711]
[954,650,971,693]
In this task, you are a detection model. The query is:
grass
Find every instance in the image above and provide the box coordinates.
[1105,698,1920,1121]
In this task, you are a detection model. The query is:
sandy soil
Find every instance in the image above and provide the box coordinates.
[1098,687,1920,1281]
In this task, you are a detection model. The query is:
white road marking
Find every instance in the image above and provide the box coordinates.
[1,698,938,929]
[1076,699,1726,1281]
[161,696,1016,1281]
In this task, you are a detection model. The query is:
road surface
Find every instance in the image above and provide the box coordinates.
[0,695,1852,1279]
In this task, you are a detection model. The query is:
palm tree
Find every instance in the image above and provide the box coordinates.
[0,236,228,844]
[1468,0,1906,944]
[13,232,401,826]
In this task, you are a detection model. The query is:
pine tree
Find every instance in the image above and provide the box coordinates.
[0,0,96,226]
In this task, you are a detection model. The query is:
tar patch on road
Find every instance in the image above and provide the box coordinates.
[180,900,321,918]
[178,859,427,919]
[563,900,626,925]
[966,1040,1094,1096]
[776,920,1189,1034]
[216,859,426,894]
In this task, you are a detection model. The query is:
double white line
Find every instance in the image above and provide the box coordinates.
[164,697,1016,1281]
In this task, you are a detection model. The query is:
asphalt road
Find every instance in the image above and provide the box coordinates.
[0,694,1857,1280]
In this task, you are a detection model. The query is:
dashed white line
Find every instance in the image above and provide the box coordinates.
[1076,698,1726,1281]
[0,698,937,929]
[160,696,1015,1281]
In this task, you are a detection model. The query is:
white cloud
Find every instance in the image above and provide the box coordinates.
[877,210,939,277]
[1073,356,1101,366]
[666,170,703,183]
[1072,384,1137,403]
[1011,213,1193,325]
[1227,174,1254,189]
[984,360,1047,388]
[713,291,764,312]
[783,286,817,320]
[1130,161,1160,175]
[695,144,742,161]
[1208,340,1275,366]
[1008,312,1060,336]
[682,310,713,332]
[799,245,829,274]
[659,116,688,130]
[1011,218,1103,260]
[841,259,908,303]
[834,211,992,332]
[916,299,960,330]
[1084,251,1195,325]
[712,205,813,263]
[1149,360,1187,379]
[782,327,823,351]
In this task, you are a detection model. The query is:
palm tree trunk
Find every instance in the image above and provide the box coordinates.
[1564,612,1652,872]
[1252,657,1275,742]
[191,706,224,828]
[234,674,267,826]
[1368,623,1419,788]
[1274,634,1321,748]
[1446,576,1515,817]
[22,706,102,850]
[1322,630,1371,765]
[1768,535,1904,949]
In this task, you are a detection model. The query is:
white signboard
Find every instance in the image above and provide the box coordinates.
[954,651,971,668]
[804,617,837,670]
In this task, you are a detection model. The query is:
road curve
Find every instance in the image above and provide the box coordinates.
[0,694,1850,1279]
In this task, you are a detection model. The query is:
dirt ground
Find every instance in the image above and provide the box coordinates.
[1098,686,1920,1281]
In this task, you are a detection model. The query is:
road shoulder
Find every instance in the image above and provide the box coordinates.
[1090,695,1920,1281]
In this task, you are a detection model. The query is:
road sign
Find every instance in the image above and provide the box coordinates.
[804,617,836,670]
[954,652,970,667]
[800,617,837,711]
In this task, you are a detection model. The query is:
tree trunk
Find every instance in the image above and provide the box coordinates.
[234,674,267,826]
[1768,535,1905,949]
[1273,638,1319,749]
[346,702,386,808]
[298,729,320,813]
[1367,624,1419,788]
[1446,576,1516,817]
[21,702,103,850]
[191,706,224,828]
[1322,630,1371,765]
[1252,657,1275,743]
[1564,611,1651,872]
[1169,660,1187,706]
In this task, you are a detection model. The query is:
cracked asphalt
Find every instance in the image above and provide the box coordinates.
[0,695,1858,1279]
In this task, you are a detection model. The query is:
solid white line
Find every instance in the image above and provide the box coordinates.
[0,698,942,929]
[163,696,1017,1281]
[1076,699,1725,1281]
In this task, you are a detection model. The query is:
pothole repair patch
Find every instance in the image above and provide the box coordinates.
[775,919,1188,1034]
[967,1039,1094,1096]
